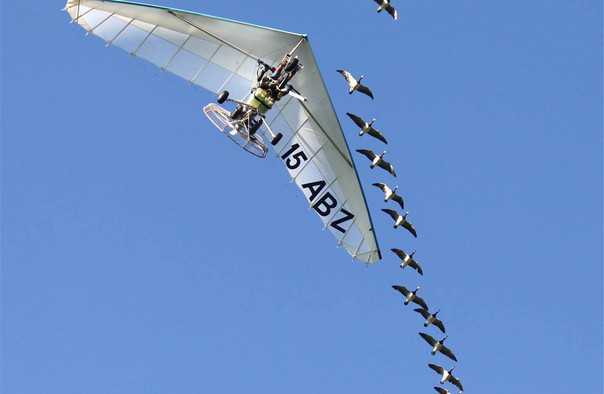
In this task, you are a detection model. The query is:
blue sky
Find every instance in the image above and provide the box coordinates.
[2,1,602,393]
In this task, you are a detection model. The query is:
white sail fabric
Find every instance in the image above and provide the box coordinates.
[65,0,382,263]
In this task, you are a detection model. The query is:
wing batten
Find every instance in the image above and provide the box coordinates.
[107,18,134,45]
[327,197,349,228]
[353,236,366,258]
[160,34,190,70]
[296,144,325,184]
[132,25,156,56]
[89,12,115,34]
[337,216,356,244]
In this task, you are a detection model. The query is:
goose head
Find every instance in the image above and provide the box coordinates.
[434,309,440,316]
[440,336,448,344]
[393,185,399,193]
[403,211,410,219]
[448,366,456,373]
[413,286,420,293]
[379,151,387,159]
[409,250,416,257]
[358,75,365,82]
[369,118,376,126]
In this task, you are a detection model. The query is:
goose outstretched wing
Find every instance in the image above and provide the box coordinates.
[392,285,410,297]
[386,6,398,20]
[449,375,463,393]
[432,319,446,334]
[413,294,429,310]
[440,344,458,362]
[419,332,438,347]
[337,69,355,86]
[408,258,423,275]
[373,182,391,195]
[390,193,404,209]
[356,149,377,161]
[357,84,374,99]
[382,208,400,221]
[414,308,432,320]
[402,219,417,237]
[377,159,396,177]
[366,127,387,144]
[428,364,445,376]
[390,248,407,260]
[346,112,367,129]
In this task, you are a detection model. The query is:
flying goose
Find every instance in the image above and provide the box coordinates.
[336,70,374,99]
[357,150,396,177]
[419,333,458,361]
[372,183,404,209]
[414,308,446,333]
[373,0,398,20]
[428,364,463,393]
[382,209,417,237]
[391,285,428,309]
[433,387,451,394]
[346,113,387,143]
[391,248,422,275]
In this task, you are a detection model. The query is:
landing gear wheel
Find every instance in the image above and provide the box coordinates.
[217,90,229,104]
[271,133,283,146]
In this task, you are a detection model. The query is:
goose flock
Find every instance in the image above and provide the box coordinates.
[335,3,465,392]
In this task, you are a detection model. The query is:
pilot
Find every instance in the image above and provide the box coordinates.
[271,55,289,80]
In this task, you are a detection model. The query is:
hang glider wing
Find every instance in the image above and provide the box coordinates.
[64,0,382,263]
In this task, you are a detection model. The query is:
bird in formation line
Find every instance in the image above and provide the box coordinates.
[414,308,446,333]
[373,182,404,209]
[392,285,428,309]
[373,0,398,20]
[391,248,423,275]
[346,113,387,143]
[337,69,374,99]
[419,332,457,362]
[357,150,397,177]
[428,364,464,393]
[382,208,417,237]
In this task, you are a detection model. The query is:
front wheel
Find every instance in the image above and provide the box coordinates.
[271,133,283,146]
[217,90,229,104]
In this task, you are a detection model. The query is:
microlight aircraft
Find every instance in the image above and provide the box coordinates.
[64,0,382,263]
